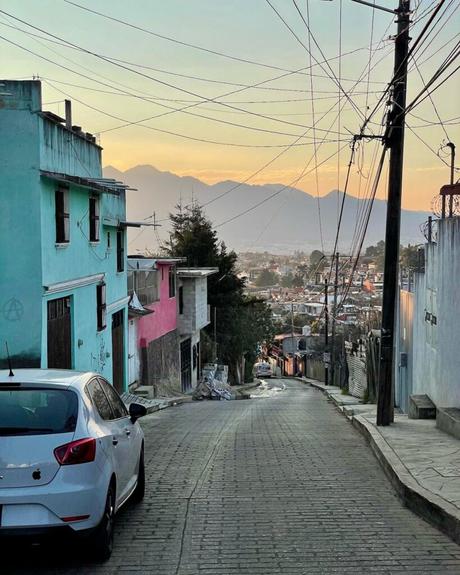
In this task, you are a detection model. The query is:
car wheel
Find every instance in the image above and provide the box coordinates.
[132,448,145,503]
[92,484,115,562]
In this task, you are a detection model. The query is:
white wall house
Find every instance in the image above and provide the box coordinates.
[177,268,218,392]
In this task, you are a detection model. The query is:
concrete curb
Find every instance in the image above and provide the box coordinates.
[301,377,460,545]
[352,414,460,545]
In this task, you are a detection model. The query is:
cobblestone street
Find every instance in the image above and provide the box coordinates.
[4,379,460,575]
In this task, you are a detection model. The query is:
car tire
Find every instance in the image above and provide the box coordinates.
[132,448,145,503]
[91,484,115,562]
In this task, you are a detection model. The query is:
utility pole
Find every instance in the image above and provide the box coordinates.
[377,0,411,426]
[330,253,340,386]
[324,278,329,385]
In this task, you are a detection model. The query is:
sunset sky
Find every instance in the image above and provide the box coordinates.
[1,0,459,214]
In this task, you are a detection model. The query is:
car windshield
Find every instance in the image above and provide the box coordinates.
[0,388,78,436]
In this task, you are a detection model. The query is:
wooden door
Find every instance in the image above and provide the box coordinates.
[47,297,72,369]
[112,310,124,393]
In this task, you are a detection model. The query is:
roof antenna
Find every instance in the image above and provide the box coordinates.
[5,342,14,377]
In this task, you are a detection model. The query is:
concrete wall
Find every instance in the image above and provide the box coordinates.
[0,81,43,367]
[141,329,181,395]
[195,277,209,330]
[408,218,460,407]
[177,278,195,335]
[395,289,414,413]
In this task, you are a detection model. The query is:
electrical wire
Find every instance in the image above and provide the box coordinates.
[0,16,394,91]
[215,143,350,229]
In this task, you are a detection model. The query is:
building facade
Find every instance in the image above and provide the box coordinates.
[0,81,130,391]
[395,211,460,411]
[127,257,184,396]
[177,268,218,392]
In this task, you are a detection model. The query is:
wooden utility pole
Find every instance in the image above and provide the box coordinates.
[324,278,329,385]
[330,253,340,386]
[377,0,411,426]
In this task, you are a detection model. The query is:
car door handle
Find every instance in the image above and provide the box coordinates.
[112,437,119,446]
[124,429,131,437]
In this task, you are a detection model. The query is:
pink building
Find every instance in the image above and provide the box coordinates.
[127,257,184,396]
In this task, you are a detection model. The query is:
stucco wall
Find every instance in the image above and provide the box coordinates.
[411,218,460,407]
[0,81,43,367]
[138,263,177,345]
[0,81,129,388]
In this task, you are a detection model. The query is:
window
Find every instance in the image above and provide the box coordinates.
[169,268,176,298]
[179,286,184,314]
[0,388,78,436]
[136,271,159,305]
[97,282,106,331]
[98,378,128,419]
[117,229,124,272]
[107,231,111,249]
[89,196,100,242]
[55,188,70,243]
[86,379,113,421]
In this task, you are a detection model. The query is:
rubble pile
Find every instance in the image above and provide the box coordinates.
[193,364,233,401]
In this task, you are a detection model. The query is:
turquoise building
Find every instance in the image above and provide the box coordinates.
[0,80,131,391]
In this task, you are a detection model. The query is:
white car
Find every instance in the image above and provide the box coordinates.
[0,369,147,560]
[255,362,272,378]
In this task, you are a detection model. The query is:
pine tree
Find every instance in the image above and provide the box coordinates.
[167,203,275,383]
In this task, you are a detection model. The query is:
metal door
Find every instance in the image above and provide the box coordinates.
[47,297,72,369]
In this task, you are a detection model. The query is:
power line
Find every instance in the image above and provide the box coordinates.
[44,78,348,149]
[0,11,355,135]
[305,0,324,252]
[62,0,329,76]
[215,143,350,229]
[0,16,394,91]
[266,0,366,122]
[34,75,385,104]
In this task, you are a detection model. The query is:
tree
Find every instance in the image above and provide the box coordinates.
[400,244,419,269]
[309,250,326,274]
[255,269,278,287]
[281,273,294,288]
[167,203,276,383]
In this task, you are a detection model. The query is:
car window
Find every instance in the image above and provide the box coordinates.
[98,378,128,419]
[86,379,114,421]
[0,388,78,436]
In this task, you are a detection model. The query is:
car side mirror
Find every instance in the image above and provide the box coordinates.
[129,402,147,423]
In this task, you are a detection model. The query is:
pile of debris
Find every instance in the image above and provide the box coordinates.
[192,364,233,401]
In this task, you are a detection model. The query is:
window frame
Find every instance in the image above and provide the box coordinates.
[178,285,184,314]
[117,229,125,273]
[97,282,107,332]
[55,187,70,244]
[89,196,100,242]
[169,267,176,298]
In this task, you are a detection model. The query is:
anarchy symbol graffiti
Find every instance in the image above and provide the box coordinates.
[2,298,24,322]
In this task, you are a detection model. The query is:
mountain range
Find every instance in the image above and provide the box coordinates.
[104,164,429,254]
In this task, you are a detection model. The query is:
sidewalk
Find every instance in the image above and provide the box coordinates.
[302,377,460,544]
[121,380,261,414]
[121,391,192,414]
